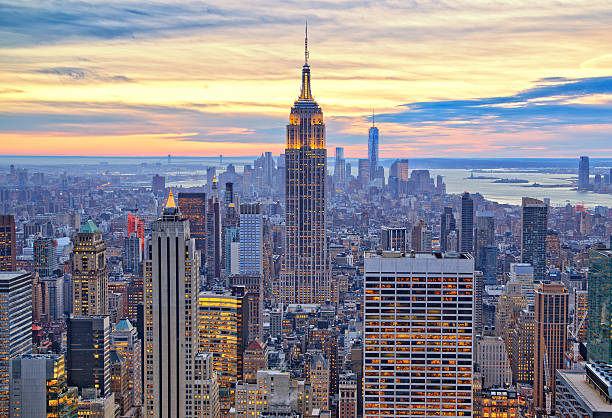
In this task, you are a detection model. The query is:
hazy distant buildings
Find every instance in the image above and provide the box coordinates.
[368,119,379,180]
[521,197,548,283]
[578,156,590,190]
[73,220,108,316]
[0,215,16,271]
[334,147,346,187]
[475,212,495,270]
[440,206,457,252]
[152,174,165,195]
[280,34,330,305]
[460,192,474,253]
[389,159,409,181]
[363,252,474,417]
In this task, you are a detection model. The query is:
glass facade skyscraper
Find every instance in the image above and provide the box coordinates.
[368,123,379,180]
[587,248,612,363]
[521,197,548,283]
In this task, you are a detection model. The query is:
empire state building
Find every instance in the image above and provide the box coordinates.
[280,27,331,304]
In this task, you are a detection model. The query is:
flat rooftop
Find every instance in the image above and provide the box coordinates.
[365,251,473,260]
[557,369,612,413]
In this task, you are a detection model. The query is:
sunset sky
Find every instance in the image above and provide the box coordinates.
[1,0,612,158]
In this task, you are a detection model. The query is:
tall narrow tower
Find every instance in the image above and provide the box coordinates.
[281,25,330,304]
[144,190,202,417]
[368,112,379,180]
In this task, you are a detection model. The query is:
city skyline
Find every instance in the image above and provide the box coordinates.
[1,1,612,158]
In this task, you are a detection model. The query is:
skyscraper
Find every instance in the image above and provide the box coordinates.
[510,263,535,304]
[73,220,108,316]
[357,158,370,185]
[67,315,111,396]
[389,159,409,181]
[281,27,330,304]
[206,196,221,280]
[33,236,58,277]
[143,190,202,417]
[123,232,142,275]
[381,226,406,252]
[534,282,568,414]
[587,248,612,363]
[460,192,474,253]
[111,318,142,408]
[177,192,207,258]
[578,156,590,190]
[199,288,246,413]
[0,215,16,271]
[363,251,474,417]
[334,147,346,187]
[239,203,263,276]
[0,272,32,415]
[440,206,456,252]
[521,197,548,283]
[475,212,495,270]
[368,115,379,180]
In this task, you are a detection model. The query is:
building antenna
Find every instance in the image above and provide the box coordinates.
[372,109,375,127]
[305,20,309,65]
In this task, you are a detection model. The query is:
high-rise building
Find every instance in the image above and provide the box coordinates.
[578,156,590,190]
[460,192,474,253]
[510,263,535,304]
[310,352,330,412]
[573,289,588,342]
[281,29,330,305]
[199,288,246,413]
[587,248,612,363]
[521,197,548,283]
[334,147,346,187]
[368,118,379,180]
[228,275,263,343]
[479,387,520,418]
[122,232,142,275]
[152,174,166,195]
[67,316,111,396]
[225,226,240,276]
[0,215,16,271]
[357,158,370,185]
[380,226,406,252]
[177,192,207,259]
[440,206,456,252]
[143,190,203,417]
[193,353,220,417]
[206,197,221,280]
[475,212,495,269]
[33,236,57,277]
[73,220,108,316]
[534,282,568,413]
[511,305,535,384]
[110,349,131,414]
[41,274,64,320]
[0,272,32,415]
[242,339,268,384]
[239,203,263,276]
[476,336,512,389]
[111,318,142,407]
[363,252,474,417]
[389,159,409,181]
[9,354,78,417]
[338,373,357,418]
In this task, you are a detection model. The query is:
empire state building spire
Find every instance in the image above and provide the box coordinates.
[299,21,313,101]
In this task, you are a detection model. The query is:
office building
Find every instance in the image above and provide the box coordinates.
[479,387,519,418]
[67,316,111,396]
[206,197,222,279]
[224,226,240,276]
[578,156,590,190]
[334,147,346,187]
[0,215,16,271]
[358,158,370,185]
[243,339,268,384]
[389,159,409,182]
[310,352,330,412]
[510,263,535,304]
[9,354,78,417]
[33,236,57,277]
[110,349,131,414]
[143,190,203,417]
[177,192,207,257]
[338,373,357,418]
[475,212,495,270]
[381,226,406,252]
[440,206,456,252]
[363,252,474,417]
[574,289,588,342]
[460,192,474,253]
[122,232,142,275]
[152,174,165,195]
[588,248,612,362]
[476,336,512,389]
[77,388,117,417]
[239,203,263,276]
[556,363,612,417]
[73,220,108,316]
[0,272,32,415]
[199,288,246,413]
[368,117,379,180]
[281,30,330,305]
[511,305,535,384]
[228,275,263,343]
[193,353,220,417]
[41,274,64,320]
[110,318,142,407]
[521,197,548,283]
[534,282,568,413]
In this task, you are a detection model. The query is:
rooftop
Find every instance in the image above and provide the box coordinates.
[365,251,473,260]
[79,220,99,233]
[557,368,612,413]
